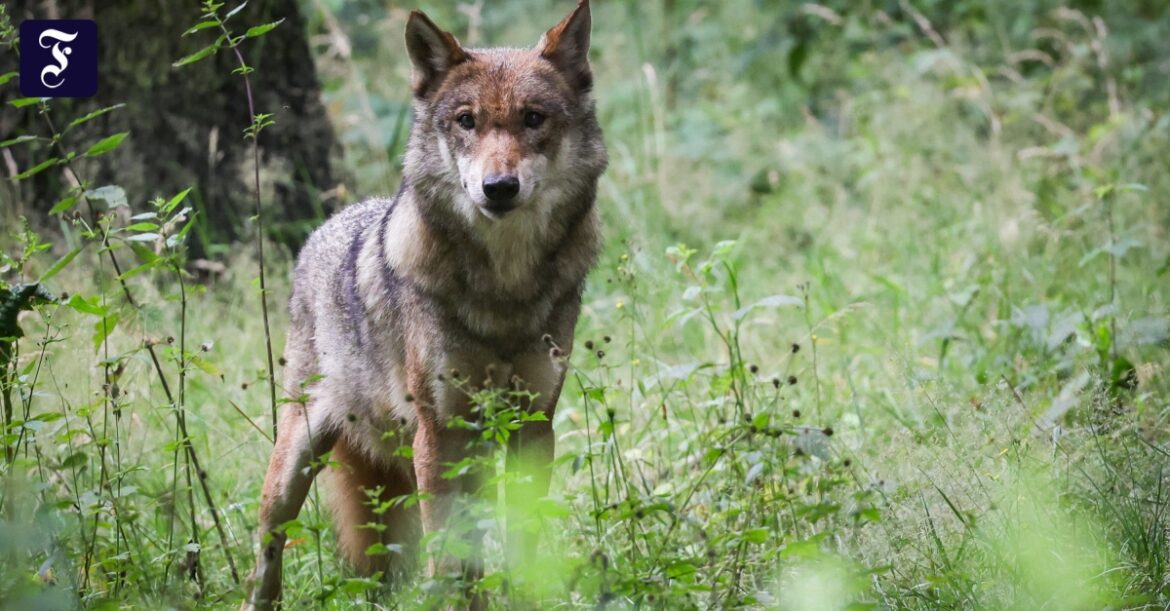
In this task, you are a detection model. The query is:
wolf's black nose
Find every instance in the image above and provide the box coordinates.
[483,174,520,203]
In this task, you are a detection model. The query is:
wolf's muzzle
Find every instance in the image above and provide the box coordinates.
[482,173,520,210]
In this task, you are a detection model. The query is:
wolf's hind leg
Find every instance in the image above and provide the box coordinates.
[328,439,420,582]
[242,399,340,610]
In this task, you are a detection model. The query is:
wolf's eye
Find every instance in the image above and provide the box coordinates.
[523,111,546,129]
[456,113,475,130]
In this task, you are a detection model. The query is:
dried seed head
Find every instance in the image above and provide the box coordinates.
[450,368,461,379]
[605,407,616,419]
[278,356,287,367]
[346,413,357,422]
[843,458,852,467]
[166,336,175,344]
[541,333,554,346]
[404,393,415,403]
[200,342,212,352]
[749,364,759,374]
[603,336,612,343]
[772,377,781,389]
[596,350,606,359]
[241,382,249,390]
[791,343,801,353]
[584,340,594,350]
[787,375,798,385]
[792,409,801,418]
[437,372,446,382]
[822,426,834,437]
[550,347,564,359]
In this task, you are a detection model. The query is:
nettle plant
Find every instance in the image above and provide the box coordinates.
[0,2,280,604]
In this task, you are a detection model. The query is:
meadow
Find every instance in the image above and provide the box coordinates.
[1,0,1168,608]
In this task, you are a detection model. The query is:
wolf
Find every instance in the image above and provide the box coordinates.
[241,1,605,608]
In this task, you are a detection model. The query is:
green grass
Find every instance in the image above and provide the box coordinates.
[2,0,1169,608]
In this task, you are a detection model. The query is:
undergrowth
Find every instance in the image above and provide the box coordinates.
[2,0,1168,609]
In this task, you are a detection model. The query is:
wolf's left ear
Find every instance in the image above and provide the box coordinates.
[539,0,593,92]
[405,10,468,98]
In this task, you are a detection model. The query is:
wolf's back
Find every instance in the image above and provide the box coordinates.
[288,198,391,337]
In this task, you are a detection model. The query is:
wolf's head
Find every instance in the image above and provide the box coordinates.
[402,1,606,227]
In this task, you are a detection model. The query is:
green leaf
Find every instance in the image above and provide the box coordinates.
[8,97,43,108]
[780,532,828,559]
[191,355,223,378]
[10,158,59,181]
[66,294,107,316]
[245,19,283,38]
[0,71,18,86]
[665,561,697,580]
[183,20,220,36]
[61,452,87,470]
[86,185,128,209]
[93,314,119,351]
[116,262,155,281]
[128,242,159,264]
[49,195,79,215]
[742,528,770,544]
[40,248,82,282]
[66,104,126,131]
[362,542,402,557]
[225,2,249,20]
[124,222,159,232]
[0,135,38,149]
[161,187,193,215]
[84,132,129,157]
[173,40,222,67]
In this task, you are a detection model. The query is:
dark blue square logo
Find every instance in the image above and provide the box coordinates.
[20,20,98,98]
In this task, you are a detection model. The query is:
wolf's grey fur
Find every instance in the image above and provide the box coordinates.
[242,2,605,608]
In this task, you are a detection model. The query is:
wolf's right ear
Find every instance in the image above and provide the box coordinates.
[405,11,468,98]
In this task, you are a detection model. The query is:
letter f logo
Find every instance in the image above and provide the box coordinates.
[20,20,98,98]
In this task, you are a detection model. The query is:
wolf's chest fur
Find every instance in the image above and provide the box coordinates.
[347,184,597,346]
[292,189,593,463]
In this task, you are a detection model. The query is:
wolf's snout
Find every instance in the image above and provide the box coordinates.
[482,174,520,205]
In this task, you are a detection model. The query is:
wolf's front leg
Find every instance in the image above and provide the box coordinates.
[242,401,339,611]
[505,353,565,569]
[411,406,484,572]
[505,417,555,567]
